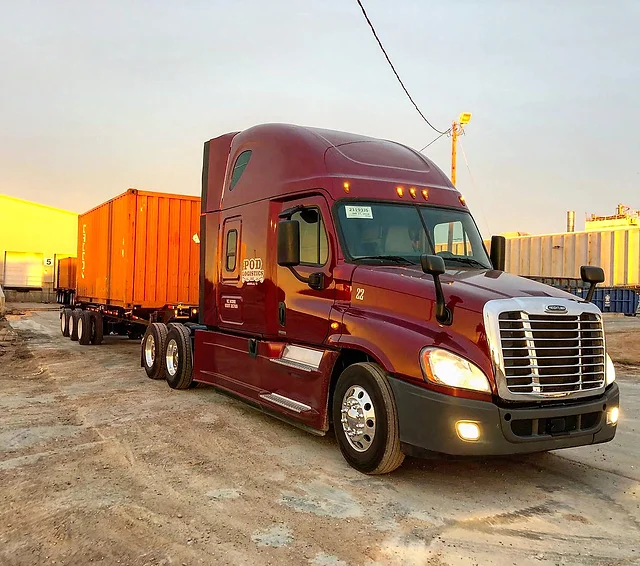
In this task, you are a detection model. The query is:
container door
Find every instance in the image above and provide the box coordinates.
[3,252,44,288]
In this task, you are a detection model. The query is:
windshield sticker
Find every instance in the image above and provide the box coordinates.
[345,205,373,219]
[242,257,264,285]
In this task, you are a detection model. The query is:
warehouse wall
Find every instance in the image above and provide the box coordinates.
[0,195,77,302]
[502,228,640,288]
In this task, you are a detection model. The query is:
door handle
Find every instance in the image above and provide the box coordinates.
[278,302,286,327]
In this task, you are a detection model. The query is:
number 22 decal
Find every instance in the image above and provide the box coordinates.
[355,288,365,301]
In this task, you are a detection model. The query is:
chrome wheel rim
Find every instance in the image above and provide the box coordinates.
[60,314,65,333]
[144,334,156,368]
[77,317,83,339]
[341,385,376,452]
[166,339,179,377]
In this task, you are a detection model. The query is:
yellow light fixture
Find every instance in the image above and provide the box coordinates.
[396,186,404,197]
[409,187,417,199]
[456,421,480,441]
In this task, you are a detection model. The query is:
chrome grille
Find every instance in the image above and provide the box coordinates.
[498,311,605,396]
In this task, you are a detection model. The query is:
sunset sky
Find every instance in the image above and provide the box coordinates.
[1,0,638,237]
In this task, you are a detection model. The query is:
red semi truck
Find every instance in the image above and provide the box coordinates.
[141,124,619,474]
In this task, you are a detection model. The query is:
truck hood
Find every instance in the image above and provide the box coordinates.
[351,265,579,311]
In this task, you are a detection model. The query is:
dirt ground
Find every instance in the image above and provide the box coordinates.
[0,306,639,566]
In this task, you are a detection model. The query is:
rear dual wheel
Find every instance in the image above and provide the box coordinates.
[165,324,194,390]
[60,309,72,337]
[142,323,168,380]
[74,311,103,345]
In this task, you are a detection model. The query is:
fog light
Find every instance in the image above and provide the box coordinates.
[456,421,480,441]
[606,407,619,425]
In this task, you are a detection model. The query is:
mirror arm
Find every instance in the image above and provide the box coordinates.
[585,283,597,303]
[432,275,453,326]
[287,266,310,285]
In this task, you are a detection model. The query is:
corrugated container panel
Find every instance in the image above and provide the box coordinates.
[76,190,200,309]
[504,228,640,288]
[56,257,77,289]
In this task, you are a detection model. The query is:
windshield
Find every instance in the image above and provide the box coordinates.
[336,202,492,269]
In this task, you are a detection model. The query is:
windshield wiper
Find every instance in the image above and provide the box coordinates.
[444,256,489,269]
[353,255,416,265]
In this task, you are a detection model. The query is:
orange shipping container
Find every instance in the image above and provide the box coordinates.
[56,257,77,290]
[76,189,200,309]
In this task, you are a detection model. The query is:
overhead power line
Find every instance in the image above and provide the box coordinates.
[419,129,451,153]
[355,0,447,135]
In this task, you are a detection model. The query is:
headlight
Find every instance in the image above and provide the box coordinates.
[420,348,491,393]
[606,353,616,386]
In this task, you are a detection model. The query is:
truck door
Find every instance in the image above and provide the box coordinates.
[258,195,337,425]
[218,216,244,326]
[276,195,336,345]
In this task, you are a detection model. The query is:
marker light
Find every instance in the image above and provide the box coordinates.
[459,195,466,206]
[606,407,619,425]
[409,187,417,199]
[456,421,480,441]
[330,322,340,331]
[420,347,491,392]
[343,181,350,193]
[606,353,616,385]
[422,189,429,200]
[396,186,404,197]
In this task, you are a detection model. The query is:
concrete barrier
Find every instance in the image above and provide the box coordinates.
[0,284,5,316]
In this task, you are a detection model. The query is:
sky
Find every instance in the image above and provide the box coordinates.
[1,0,638,237]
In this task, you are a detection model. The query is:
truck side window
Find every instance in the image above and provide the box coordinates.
[292,208,328,266]
[433,221,474,256]
[225,230,238,271]
[229,151,252,191]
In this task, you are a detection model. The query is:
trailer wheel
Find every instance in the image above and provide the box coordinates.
[90,312,103,345]
[164,324,193,390]
[61,308,72,337]
[142,323,168,379]
[70,310,80,341]
[78,311,92,345]
[332,362,405,475]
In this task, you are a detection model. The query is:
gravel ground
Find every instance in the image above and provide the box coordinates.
[0,306,638,566]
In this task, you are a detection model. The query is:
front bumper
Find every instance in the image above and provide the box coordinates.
[388,377,619,457]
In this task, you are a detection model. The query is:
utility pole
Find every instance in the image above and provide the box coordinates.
[451,112,472,187]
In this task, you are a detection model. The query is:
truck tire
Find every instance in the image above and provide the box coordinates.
[61,308,72,337]
[78,311,92,345]
[142,323,168,380]
[90,312,103,345]
[332,362,405,475]
[164,324,193,390]
[70,310,80,341]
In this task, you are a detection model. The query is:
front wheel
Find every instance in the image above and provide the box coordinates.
[332,362,405,474]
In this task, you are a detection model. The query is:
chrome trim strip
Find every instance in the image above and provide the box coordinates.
[270,358,316,372]
[259,392,312,413]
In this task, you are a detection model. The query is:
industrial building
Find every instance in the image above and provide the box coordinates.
[502,205,640,289]
[0,194,77,302]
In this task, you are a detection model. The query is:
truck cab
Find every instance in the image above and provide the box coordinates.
[143,123,619,474]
